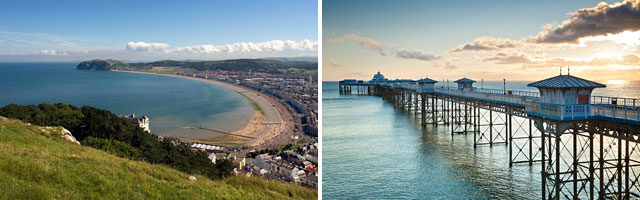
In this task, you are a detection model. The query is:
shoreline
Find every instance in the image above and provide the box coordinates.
[114,70,292,148]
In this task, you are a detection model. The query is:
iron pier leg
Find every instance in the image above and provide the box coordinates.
[556,133,561,200]
[619,135,622,200]
[625,132,629,200]
[509,111,513,167]
[489,107,493,146]
[573,123,578,199]
[589,128,594,200]
[541,118,546,200]
[421,94,426,127]
[599,132,604,199]
[530,118,533,165]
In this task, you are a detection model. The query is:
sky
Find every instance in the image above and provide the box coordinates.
[0,0,317,62]
[323,0,640,82]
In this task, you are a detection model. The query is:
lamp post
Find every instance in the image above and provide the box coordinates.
[503,79,506,95]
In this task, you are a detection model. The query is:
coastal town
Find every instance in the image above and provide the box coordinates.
[79,58,319,188]
[178,69,318,138]
[108,59,319,188]
[173,67,319,188]
[189,141,319,188]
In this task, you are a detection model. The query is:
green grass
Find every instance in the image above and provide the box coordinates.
[238,92,264,115]
[143,66,198,75]
[0,117,317,200]
[276,68,317,75]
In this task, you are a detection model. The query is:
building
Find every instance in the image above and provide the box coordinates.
[303,172,318,188]
[370,71,389,84]
[417,77,438,93]
[122,113,150,132]
[254,154,272,170]
[273,160,304,182]
[454,78,476,91]
[208,152,216,164]
[526,74,606,121]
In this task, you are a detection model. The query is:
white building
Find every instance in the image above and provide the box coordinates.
[208,152,216,164]
[123,113,150,132]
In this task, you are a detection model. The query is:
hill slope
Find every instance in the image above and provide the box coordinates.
[75,59,128,70]
[0,117,317,199]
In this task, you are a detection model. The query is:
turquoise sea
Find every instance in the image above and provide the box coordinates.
[322,80,640,199]
[0,63,252,138]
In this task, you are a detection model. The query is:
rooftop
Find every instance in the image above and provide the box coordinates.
[417,78,438,83]
[455,78,476,83]
[527,75,606,89]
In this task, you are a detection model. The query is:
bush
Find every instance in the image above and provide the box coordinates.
[82,136,141,160]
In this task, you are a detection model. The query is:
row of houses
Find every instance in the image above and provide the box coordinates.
[190,143,226,151]
[245,143,318,188]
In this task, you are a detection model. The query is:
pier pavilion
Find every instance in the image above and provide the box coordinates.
[339,72,640,199]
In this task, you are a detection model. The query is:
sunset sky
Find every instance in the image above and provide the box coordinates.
[0,0,317,62]
[323,0,640,82]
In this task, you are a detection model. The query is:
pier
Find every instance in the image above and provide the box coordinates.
[339,71,640,199]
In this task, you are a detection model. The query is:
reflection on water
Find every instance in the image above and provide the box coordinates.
[322,80,640,199]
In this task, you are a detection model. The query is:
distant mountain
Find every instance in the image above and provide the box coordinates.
[77,58,318,73]
[262,57,318,62]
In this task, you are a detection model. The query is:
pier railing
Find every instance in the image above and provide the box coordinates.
[342,81,640,124]
[432,88,537,107]
[473,88,539,97]
[525,100,640,123]
[388,84,540,106]
[525,101,593,120]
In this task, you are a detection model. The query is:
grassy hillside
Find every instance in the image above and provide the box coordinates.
[76,59,128,70]
[0,117,317,199]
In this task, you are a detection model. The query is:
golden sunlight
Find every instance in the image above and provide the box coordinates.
[605,79,628,85]
[579,30,640,48]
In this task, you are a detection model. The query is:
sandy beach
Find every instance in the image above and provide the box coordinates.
[115,70,295,149]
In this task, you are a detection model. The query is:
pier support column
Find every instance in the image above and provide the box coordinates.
[421,94,426,127]
[538,120,596,200]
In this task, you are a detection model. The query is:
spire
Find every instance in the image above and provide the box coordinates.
[559,66,562,75]
[568,66,570,75]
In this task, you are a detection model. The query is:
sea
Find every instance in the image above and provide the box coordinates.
[322,80,640,199]
[0,63,253,138]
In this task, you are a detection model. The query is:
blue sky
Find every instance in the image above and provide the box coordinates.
[323,0,640,81]
[0,0,318,61]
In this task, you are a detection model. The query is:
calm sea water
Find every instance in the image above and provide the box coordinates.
[322,80,640,199]
[0,63,252,138]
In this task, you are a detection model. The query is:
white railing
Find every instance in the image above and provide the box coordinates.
[525,101,592,120]
[525,101,640,123]
[474,88,539,97]
[591,96,639,107]
[433,88,538,106]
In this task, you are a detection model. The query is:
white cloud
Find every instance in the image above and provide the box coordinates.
[395,50,439,61]
[173,39,317,54]
[125,42,170,52]
[36,50,68,56]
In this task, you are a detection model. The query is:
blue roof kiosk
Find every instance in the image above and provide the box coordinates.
[526,74,606,122]
[370,71,389,85]
[455,78,476,91]
[417,78,438,93]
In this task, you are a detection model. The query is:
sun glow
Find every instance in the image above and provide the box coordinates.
[579,31,640,48]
